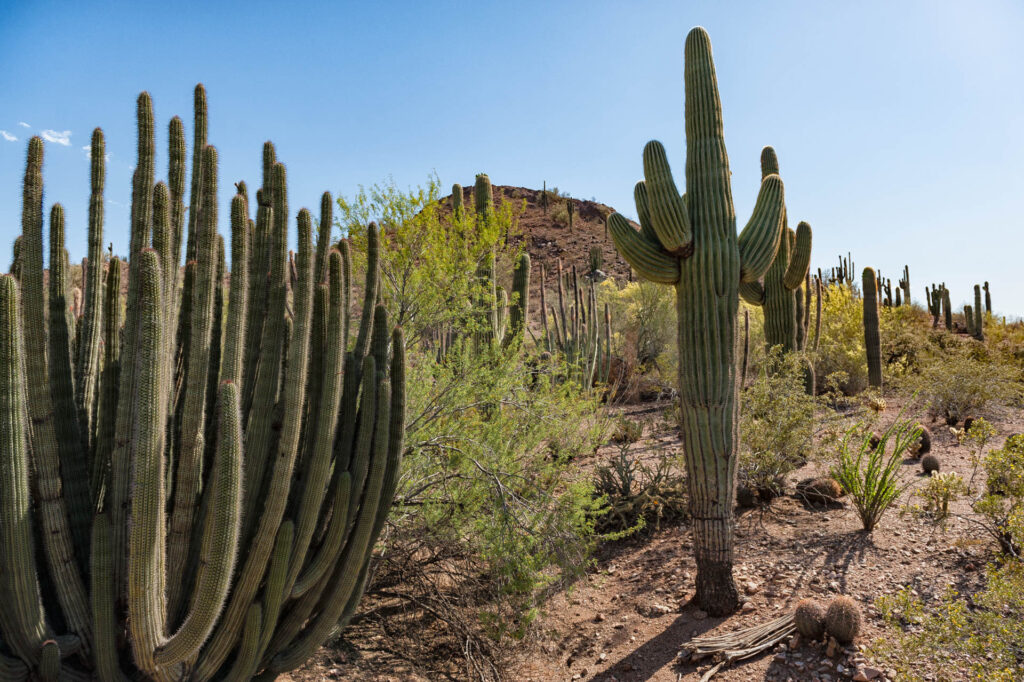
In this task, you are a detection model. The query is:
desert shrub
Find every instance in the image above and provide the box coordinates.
[609,415,644,444]
[872,561,1024,680]
[599,278,676,377]
[336,174,523,347]
[832,419,919,531]
[970,435,1024,556]
[593,441,688,536]
[910,345,1019,422]
[372,338,605,655]
[814,284,868,394]
[738,348,817,498]
[878,302,932,381]
[911,471,967,526]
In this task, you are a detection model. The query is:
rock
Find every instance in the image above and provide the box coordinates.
[742,601,756,612]
[853,667,882,680]
[745,581,760,595]
[593,613,605,623]
[826,636,839,658]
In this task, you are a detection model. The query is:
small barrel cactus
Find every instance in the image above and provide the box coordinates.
[911,424,932,457]
[824,595,862,644]
[794,598,826,640]
[795,477,843,505]
[922,453,941,474]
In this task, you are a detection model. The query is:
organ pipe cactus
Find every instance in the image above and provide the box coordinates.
[607,27,785,614]
[862,267,882,388]
[0,88,406,681]
[540,260,611,388]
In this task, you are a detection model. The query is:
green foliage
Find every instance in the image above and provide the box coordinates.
[738,347,817,497]
[831,419,919,531]
[335,174,524,346]
[594,440,688,536]
[598,278,675,375]
[910,344,1019,422]
[815,284,868,394]
[911,471,967,526]
[389,341,604,639]
[872,561,1024,680]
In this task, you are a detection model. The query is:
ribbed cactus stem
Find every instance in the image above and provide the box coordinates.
[156,381,243,667]
[973,284,984,341]
[221,193,249,386]
[314,191,333,283]
[166,145,220,617]
[19,136,93,651]
[862,268,882,388]
[48,203,92,561]
[451,183,464,219]
[75,128,105,455]
[126,249,169,680]
[983,281,992,314]
[0,274,49,665]
[503,252,531,346]
[607,27,785,615]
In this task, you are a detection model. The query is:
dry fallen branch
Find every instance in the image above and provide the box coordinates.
[677,614,796,681]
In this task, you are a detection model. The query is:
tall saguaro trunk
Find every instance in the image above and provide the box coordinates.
[607,27,785,615]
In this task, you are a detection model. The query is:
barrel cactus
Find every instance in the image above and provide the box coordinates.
[0,87,406,681]
[793,598,827,640]
[607,27,785,614]
[824,596,862,644]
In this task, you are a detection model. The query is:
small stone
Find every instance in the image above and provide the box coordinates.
[745,581,760,595]
[598,652,608,662]
[853,667,882,680]
[826,636,839,658]
[742,601,756,612]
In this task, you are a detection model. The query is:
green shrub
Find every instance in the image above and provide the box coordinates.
[832,419,919,531]
[593,441,688,536]
[912,471,967,526]
[379,339,605,644]
[911,345,1019,422]
[598,278,676,376]
[815,284,868,394]
[872,561,1024,680]
[738,348,818,498]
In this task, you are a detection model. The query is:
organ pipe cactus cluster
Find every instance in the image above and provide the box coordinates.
[862,267,882,388]
[607,27,786,614]
[0,86,406,681]
[539,259,611,389]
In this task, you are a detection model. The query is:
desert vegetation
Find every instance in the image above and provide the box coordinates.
[2,22,1024,682]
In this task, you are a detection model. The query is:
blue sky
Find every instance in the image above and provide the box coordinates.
[2,0,1023,316]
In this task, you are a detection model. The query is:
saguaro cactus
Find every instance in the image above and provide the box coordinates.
[973,284,985,341]
[738,147,812,354]
[607,27,785,614]
[0,87,407,681]
[983,281,992,313]
[862,268,882,388]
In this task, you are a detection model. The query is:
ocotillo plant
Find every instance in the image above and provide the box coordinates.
[607,27,785,614]
[862,267,882,388]
[0,88,406,681]
[737,147,811,354]
[540,259,611,389]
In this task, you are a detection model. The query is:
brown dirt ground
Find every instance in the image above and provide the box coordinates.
[287,384,1021,682]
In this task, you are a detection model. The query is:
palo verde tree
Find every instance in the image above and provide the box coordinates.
[607,27,785,614]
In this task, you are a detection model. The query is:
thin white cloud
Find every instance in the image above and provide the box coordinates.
[18,121,30,128]
[41,129,72,146]
[0,130,16,142]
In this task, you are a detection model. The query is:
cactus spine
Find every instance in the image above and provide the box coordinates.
[1,87,406,680]
[607,27,786,614]
[862,268,882,388]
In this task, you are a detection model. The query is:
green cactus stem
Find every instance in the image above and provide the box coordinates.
[607,27,785,615]
[862,268,882,388]
[983,281,991,314]
[973,284,985,341]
